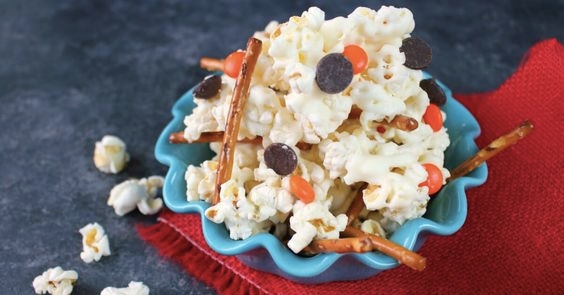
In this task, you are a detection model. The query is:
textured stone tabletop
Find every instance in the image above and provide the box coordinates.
[1,0,562,294]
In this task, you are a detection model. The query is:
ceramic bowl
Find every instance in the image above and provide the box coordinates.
[155,73,488,284]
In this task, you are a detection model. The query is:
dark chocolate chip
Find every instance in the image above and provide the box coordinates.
[420,78,446,106]
[264,143,298,176]
[315,53,353,94]
[400,37,432,69]
[194,75,222,99]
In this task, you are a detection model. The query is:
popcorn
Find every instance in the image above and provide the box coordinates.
[362,170,429,229]
[32,266,78,295]
[241,85,280,139]
[360,218,386,237]
[107,176,164,216]
[93,135,130,174]
[100,281,149,295]
[287,201,348,253]
[205,179,272,240]
[79,222,111,263]
[182,6,451,253]
[248,182,294,222]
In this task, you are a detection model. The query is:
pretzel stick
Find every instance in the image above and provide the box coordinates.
[448,120,533,181]
[345,183,368,226]
[168,131,261,144]
[348,107,418,132]
[169,131,313,151]
[303,237,374,254]
[343,226,426,271]
[348,105,363,119]
[200,57,224,72]
[213,37,262,205]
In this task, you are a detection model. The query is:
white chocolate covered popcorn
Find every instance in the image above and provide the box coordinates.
[32,266,78,295]
[183,6,451,252]
[107,176,164,216]
[205,179,272,240]
[100,281,150,295]
[93,135,130,174]
[287,200,348,253]
[79,222,111,263]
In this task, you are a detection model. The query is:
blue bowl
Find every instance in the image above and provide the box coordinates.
[155,74,487,284]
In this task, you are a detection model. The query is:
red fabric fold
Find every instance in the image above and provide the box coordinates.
[139,39,564,294]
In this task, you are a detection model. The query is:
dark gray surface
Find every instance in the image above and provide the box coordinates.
[1,0,562,294]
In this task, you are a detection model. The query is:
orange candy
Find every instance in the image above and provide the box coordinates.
[224,51,246,78]
[289,175,315,204]
[423,104,443,132]
[343,44,368,75]
[419,163,443,195]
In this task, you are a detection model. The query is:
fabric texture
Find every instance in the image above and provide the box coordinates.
[138,39,564,294]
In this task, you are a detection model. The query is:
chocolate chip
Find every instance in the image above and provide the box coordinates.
[315,53,353,94]
[193,75,222,99]
[420,78,446,106]
[400,37,432,69]
[264,143,298,176]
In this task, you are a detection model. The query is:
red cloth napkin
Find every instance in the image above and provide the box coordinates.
[138,39,564,294]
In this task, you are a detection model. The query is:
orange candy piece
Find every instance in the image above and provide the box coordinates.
[224,51,246,78]
[423,104,443,132]
[419,163,443,195]
[289,175,315,204]
[343,44,368,75]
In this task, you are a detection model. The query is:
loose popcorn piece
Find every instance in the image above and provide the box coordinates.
[32,266,78,295]
[100,281,150,295]
[79,222,111,263]
[107,176,164,216]
[93,135,130,174]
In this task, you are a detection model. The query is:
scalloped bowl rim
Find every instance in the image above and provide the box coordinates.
[155,73,487,282]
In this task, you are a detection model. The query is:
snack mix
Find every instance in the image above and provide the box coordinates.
[178,6,451,255]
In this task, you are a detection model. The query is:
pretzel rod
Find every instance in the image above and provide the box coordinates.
[345,183,368,226]
[448,119,533,181]
[200,57,224,72]
[343,226,426,271]
[169,131,313,151]
[303,237,374,254]
[213,37,262,205]
[168,131,261,144]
